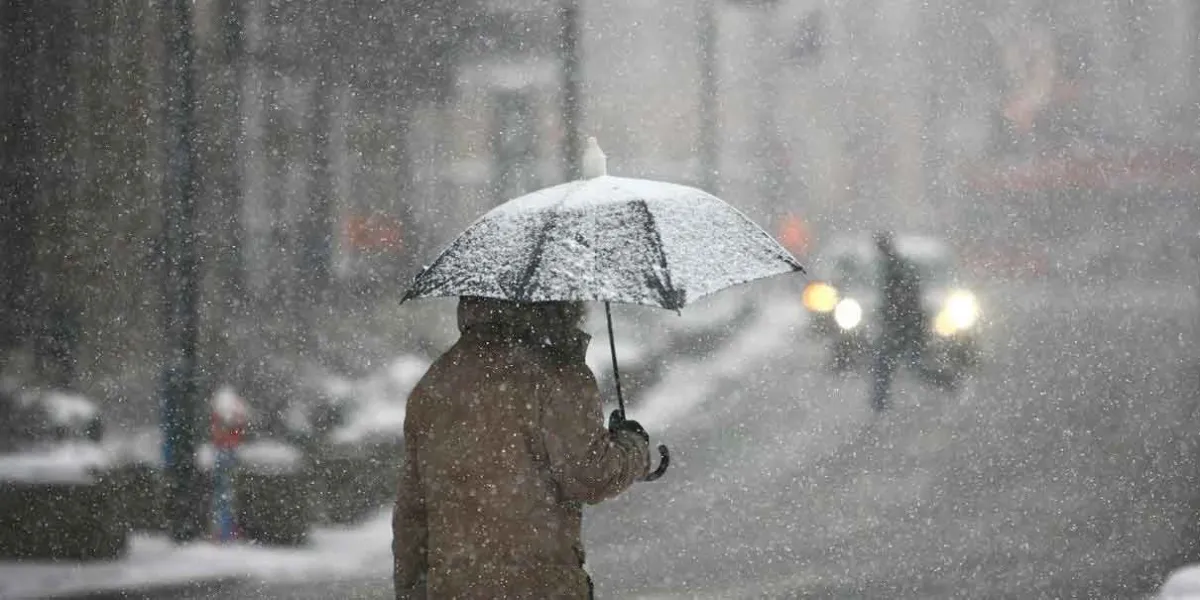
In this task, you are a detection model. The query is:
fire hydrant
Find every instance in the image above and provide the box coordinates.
[210,386,247,542]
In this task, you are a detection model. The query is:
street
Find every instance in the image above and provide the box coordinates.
[163,277,1200,599]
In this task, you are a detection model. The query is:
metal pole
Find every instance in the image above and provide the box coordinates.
[754,6,785,222]
[161,0,204,543]
[303,63,334,309]
[560,0,582,181]
[302,0,336,311]
[0,1,36,364]
[220,0,247,306]
[603,302,625,418]
[698,0,719,194]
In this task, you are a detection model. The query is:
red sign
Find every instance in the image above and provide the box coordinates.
[344,214,405,253]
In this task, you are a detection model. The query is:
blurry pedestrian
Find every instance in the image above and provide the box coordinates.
[393,297,651,599]
[870,231,925,411]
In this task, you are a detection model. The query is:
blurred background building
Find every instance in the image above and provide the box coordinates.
[1,0,1198,423]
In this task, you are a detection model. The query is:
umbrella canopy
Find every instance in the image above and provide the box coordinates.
[403,175,804,310]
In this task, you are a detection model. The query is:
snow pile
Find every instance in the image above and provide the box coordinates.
[37,391,99,426]
[328,355,431,446]
[196,440,304,475]
[631,293,808,431]
[210,386,248,424]
[1159,566,1200,600]
[0,442,110,485]
[0,511,394,600]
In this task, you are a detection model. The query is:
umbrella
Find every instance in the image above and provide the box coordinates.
[403,138,804,480]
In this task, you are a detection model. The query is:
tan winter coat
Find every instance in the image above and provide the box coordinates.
[393,298,651,599]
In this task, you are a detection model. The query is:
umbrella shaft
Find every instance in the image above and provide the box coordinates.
[605,302,626,418]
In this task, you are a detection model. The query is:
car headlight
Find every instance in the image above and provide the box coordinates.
[833,298,863,330]
[802,282,838,313]
[934,289,979,337]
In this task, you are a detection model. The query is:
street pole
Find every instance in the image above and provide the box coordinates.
[219,0,247,307]
[698,0,719,194]
[560,0,582,181]
[302,7,334,313]
[161,0,204,543]
[0,1,37,367]
[754,4,785,223]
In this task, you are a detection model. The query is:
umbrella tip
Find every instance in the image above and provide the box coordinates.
[582,136,607,178]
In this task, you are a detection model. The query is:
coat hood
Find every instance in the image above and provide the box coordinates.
[456,296,589,360]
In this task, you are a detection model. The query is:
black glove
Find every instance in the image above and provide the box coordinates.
[608,409,649,444]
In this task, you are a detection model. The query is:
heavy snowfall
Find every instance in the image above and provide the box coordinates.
[2,1,1200,598]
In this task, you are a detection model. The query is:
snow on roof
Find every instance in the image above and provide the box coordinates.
[211,386,249,423]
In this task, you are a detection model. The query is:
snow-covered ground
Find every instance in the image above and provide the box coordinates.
[8,284,1189,599]
[0,289,788,600]
[0,511,394,600]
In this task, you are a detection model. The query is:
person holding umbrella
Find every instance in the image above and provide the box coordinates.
[869,230,925,411]
[395,138,803,598]
[393,296,651,599]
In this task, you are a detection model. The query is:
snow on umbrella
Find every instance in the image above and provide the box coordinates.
[403,138,805,480]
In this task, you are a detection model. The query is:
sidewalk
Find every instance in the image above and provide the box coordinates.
[0,511,393,600]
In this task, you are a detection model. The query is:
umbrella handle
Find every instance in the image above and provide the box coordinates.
[644,444,669,482]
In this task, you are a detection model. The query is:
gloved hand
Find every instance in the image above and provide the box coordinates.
[608,409,649,444]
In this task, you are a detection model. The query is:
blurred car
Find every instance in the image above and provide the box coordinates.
[801,234,983,389]
[0,386,129,560]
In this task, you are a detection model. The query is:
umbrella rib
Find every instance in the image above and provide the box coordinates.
[632,199,682,310]
[514,181,585,299]
[515,213,556,299]
[401,235,463,301]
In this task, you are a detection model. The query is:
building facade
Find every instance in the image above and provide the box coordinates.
[410,0,1200,249]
